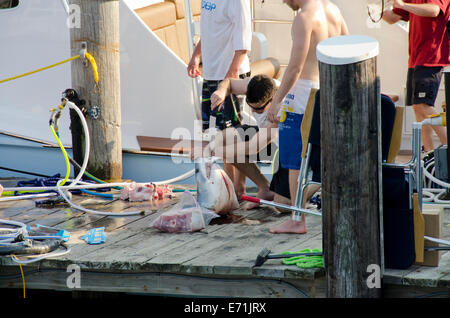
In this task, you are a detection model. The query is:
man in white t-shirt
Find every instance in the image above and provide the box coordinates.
[187,0,252,198]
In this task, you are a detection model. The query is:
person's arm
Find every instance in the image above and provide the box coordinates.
[211,77,251,110]
[382,9,403,24]
[187,40,202,78]
[224,0,252,79]
[191,121,277,161]
[218,122,278,162]
[225,50,249,79]
[267,13,312,123]
[392,0,441,18]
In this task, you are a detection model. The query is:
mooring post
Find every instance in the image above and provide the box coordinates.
[317,35,382,298]
[69,0,122,181]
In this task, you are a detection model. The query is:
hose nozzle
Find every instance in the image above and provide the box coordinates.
[422,112,446,127]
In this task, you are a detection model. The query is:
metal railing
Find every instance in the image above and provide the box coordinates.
[250,0,296,68]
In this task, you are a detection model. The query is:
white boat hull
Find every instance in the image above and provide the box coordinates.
[0,133,272,186]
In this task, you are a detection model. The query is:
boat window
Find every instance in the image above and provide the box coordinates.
[0,0,19,9]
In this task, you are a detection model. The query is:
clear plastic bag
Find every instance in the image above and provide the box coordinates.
[150,191,219,233]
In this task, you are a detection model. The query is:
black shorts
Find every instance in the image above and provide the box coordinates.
[201,72,251,131]
[310,144,321,183]
[406,66,443,107]
[270,155,291,200]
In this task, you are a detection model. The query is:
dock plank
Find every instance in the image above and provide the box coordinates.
[122,208,281,272]
[0,265,308,298]
[180,214,323,277]
[70,206,276,270]
[401,252,450,288]
[0,199,46,219]
[44,196,165,262]
[1,183,449,298]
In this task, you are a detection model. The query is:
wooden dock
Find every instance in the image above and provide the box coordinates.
[0,179,449,298]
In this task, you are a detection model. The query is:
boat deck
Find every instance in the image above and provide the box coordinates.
[0,178,449,298]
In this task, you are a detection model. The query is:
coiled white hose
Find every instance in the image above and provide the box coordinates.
[66,101,90,187]
[3,174,195,194]
[0,219,70,264]
[422,158,450,205]
[0,193,58,202]
[1,100,194,215]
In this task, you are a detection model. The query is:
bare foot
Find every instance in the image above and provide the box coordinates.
[269,219,307,234]
[242,188,275,210]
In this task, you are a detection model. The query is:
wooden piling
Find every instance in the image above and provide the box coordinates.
[69,0,122,181]
[317,35,382,298]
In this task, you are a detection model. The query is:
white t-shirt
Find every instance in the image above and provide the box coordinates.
[200,0,252,81]
[252,111,278,146]
[252,110,269,128]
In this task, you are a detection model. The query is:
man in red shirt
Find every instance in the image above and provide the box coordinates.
[384,0,450,151]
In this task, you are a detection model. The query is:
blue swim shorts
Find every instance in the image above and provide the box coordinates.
[278,112,303,170]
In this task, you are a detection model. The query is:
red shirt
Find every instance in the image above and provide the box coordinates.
[393,0,450,68]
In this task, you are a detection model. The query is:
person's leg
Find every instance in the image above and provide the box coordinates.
[409,66,447,152]
[269,143,321,234]
[268,108,307,234]
[269,168,307,234]
[273,193,292,212]
[201,80,214,131]
[233,162,275,209]
[223,162,237,191]
[267,157,292,212]
[233,167,247,199]
[413,103,447,151]
[303,184,320,207]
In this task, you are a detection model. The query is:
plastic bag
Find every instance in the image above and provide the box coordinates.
[151,191,219,233]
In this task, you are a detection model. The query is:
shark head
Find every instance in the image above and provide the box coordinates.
[195,157,239,214]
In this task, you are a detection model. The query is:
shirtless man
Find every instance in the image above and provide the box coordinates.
[267,0,348,234]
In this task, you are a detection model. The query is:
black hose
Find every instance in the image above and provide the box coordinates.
[0,166,51,178]
[0,239,62,255]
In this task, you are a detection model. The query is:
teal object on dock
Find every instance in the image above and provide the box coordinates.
[27,224,71,242]
[82,227,106,245]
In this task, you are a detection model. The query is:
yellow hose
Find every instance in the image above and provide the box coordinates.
[11,255,26,299]
[50,125,70,186]
[0,51,99,194]
[1,123,69,196]
[84,52,99,84]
